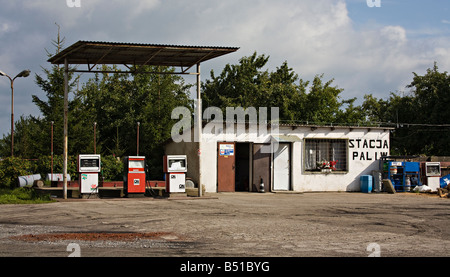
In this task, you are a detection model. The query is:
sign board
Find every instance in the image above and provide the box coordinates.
[80,158,99,168]
[219,144,234,156]
[78,154,101,172]
[164,155,187,173]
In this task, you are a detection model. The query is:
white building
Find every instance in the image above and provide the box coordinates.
[165,123,391,193]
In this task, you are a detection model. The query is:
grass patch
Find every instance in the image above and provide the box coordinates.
[0,187,55,204]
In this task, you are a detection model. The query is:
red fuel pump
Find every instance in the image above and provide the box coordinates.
[123,156,146,196]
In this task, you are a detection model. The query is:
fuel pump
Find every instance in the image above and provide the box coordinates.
[164,155,187,193]
[78,154,101,197]
[123,156,146,196]
[425,162,441,191]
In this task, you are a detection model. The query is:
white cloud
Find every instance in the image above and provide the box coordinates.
[0,0,450,136]
[380,25,407,44]
[0,22,13,35]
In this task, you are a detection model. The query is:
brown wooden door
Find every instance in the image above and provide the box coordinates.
[252,143,271,192]
[217,142,236,192]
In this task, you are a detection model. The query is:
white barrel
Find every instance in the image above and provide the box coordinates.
[46,173,71,182]
[17,174,42,187]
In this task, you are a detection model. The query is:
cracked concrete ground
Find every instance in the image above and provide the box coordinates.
[0,192,449,257]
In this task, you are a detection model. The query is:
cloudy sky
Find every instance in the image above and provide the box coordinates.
[0,0,450,137]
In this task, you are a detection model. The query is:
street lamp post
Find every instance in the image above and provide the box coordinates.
[137,122,140,156]
[93,122,97,154]
[0,69,31,157]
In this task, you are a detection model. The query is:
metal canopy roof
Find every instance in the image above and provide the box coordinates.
[48,40,239,72]
[50,40,239,199]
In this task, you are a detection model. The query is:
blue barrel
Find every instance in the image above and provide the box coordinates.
[441,174,450,188]
[360,175,373,193]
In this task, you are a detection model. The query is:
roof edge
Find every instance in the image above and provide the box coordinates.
[48,40,240,65]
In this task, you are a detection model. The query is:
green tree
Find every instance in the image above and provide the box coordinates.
[31,32,88,156]
[202,52,271,110]
[303,74,344,124]
[202,52,353,125]
[406,63,450,155]
[0,157,34,188]
[361,63,450,156]
[387,93,416,155]
[268,62,308,123]
[361,94,390,123]
[0,116,46,158]
[11,116,47,158]
[78,65,193,179]
[335,97,366,126]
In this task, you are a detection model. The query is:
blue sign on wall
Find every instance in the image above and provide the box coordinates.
[219,144,234,156]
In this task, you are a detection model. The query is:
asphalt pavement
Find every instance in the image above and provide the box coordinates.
[0,192,449,258]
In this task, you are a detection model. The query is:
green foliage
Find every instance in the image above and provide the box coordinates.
[0,157,35,188]
[406,63,450,155]
[77,65,192,179]
[362,62,450,156]
[202,52,351,125]
[100,155,123,181]
[34,155,78,180]
[0,187,54,204]
[361,94,390,123]
[32,60,81,156]
[335,98,366,126]
[303,74,344,124]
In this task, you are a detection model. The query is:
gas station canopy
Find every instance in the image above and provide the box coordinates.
[48,40,238,199]
[48,40,239,73]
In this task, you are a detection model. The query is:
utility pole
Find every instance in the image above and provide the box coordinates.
[137,122,140,156]
[51,121,54,183]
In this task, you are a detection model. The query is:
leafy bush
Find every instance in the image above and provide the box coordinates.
[0,157,35,188]
[34,155,78,180]
[101,155,123,181]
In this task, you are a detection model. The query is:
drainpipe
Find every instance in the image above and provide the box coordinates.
[197,63,202,197]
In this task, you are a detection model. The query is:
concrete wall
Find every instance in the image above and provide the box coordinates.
[165,125,390,193]
[293,127,390,192]
[165,141,200,186]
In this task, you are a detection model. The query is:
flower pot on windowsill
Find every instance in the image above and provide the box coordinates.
[321,168,332,174]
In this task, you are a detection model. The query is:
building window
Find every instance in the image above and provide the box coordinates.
[304,139,348,172]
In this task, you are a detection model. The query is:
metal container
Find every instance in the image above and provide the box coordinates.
[372,170,382,192]
[17,174,41,187]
